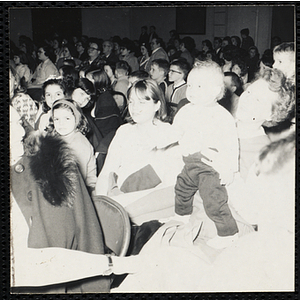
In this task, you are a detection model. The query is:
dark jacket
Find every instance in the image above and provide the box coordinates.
[11,134,111,293]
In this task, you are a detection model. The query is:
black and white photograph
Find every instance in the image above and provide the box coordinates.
[8,2,296,294]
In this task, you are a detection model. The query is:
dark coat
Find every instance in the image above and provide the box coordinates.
[11,134,111,293]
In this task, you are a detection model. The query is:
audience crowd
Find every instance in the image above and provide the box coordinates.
[10,25,295,293]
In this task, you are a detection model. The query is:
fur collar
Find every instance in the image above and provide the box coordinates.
[23,132,78,207]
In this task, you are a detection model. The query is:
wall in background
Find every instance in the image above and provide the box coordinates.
[9,8,32,46]
[9,5,293,55]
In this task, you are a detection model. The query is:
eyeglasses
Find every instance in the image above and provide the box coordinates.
[88,47,98,51]
[169,69,182,74]
[76,43,82,47]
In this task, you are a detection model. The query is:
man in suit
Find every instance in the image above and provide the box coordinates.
[146,37,169,73]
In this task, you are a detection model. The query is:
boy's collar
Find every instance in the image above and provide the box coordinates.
[173,80,186,88]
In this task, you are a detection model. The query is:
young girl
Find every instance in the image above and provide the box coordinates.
[95,79,182,197]
[50,99,97,193]
[87,69,122,137]
[72,78,103,150]
[35,78,66,132]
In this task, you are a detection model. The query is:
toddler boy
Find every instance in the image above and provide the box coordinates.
[173,60,239,249]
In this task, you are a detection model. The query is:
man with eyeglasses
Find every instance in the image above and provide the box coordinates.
[79,38,105,74]
[145,37,169,73]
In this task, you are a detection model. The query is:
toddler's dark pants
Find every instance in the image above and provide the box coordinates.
[175,153,239,237]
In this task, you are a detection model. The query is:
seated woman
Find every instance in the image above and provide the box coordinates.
[86,68,123,137]
[138,42,151,71]
[235,67,294,181]
[13,50,32,85]
[72,77,103,150]
[27,45,59,101]
[56,44,82,70]
[95,79,183,210]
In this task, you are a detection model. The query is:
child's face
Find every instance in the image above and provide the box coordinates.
[150,64,164,82]
[45,84,64,108]
[236,79,275,123]
[168,65,184,83]
[53,108,76,136]
[186,69,218,106]
[72,88,91,108]
[273,51,295,79]
[249,49,256,58]
[128,90,160,125]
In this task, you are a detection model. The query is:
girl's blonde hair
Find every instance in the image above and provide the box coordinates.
[48,99,90,136]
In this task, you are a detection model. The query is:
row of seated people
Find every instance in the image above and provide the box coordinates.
[10,38,295,292]
[11,25,277,100]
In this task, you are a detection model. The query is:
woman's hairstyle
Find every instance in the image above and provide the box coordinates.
[127,79,168,123]
[202,39,213,51]
[42,78,67,111]
[13,50,29,65]
[224,72,244,96]
[52,36,62,47]
[88,69,111,93]
[231,36,241,48]
[170,58,191,79]
[59,65,79,97]
[260,68,295,124]
[140,42,151,55]
[50,99,90,136]
[39,45,52,58]
[76,77,96,96]
[63,44,77,58]
[181,36,196,53]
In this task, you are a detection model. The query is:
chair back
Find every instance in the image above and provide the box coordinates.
[92,195,131,257]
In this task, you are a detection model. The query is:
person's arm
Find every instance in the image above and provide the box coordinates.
[11,194,140,287]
